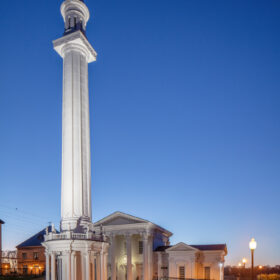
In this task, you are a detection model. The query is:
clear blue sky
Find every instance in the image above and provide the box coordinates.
[0,0,279,266]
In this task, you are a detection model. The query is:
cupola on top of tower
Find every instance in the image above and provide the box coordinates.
[61,0,90,36]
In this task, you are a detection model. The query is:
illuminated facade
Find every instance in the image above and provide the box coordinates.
[16,227,50,275]
[93,212,227,280]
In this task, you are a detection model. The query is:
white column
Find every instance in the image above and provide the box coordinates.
[62,251,71,280]
[51,252,56,280]
[126,234,132,280]
[96,253,101,280]
[45,252,50,280]
[220,262,224,280]
[85,251,91,280]
[104,252,108,280]
[71,252,77,280]
[110,235,116,280]
[100,250,108,280]
[90,254,95,280]
[100,251,104,280]
[143,233,149,280]
[60,46,92,230]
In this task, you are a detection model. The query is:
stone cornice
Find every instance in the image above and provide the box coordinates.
[53,30,97,63]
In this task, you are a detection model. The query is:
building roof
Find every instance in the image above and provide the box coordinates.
[191,244,227,251]
[94,211,173,237]
[155,244,227,253]
[16,226,53,248]
[0,219,5,224]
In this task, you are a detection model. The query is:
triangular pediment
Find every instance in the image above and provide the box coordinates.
[94,211,149,226]
[167,242,199,252]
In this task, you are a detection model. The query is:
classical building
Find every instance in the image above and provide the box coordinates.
[93,211,227,280]
[40,0,227,279]
[18,212,226,280]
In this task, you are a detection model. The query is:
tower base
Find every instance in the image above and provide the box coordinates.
[43,231,109,280]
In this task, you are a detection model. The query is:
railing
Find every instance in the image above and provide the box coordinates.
[44,231,106,242]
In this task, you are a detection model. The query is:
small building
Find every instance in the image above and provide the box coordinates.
[16,226,52,275]
[1,250,17,275]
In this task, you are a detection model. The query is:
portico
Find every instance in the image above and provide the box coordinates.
[93,212,172,280]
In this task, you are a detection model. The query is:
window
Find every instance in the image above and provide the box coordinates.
[33,252,39,260]
[179,266,185,279]
[205,267,211,280]
[23,265,28,274]
[138,241,143,254]
[22,253,27,260]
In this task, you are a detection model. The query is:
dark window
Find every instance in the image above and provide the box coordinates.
[179,266,185,279]
[139,241,143,254]
[33,252,39,260]
[23,265,28,274]
[205,267,211,280]
[22,253,27,260]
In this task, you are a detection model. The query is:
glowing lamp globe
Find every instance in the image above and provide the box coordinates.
[249,238,257,250]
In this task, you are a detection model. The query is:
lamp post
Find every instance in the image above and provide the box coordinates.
[249,238,257,280]
[242,258,247,269]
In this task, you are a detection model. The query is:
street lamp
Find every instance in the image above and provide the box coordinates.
[242,258,247,268]
[249,238,257,280]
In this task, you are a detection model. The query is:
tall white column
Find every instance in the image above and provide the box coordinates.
[45,252,50,280]
[60,47,92,230]
[52,0,97,232]
[110,235,116,280]
[51,252,56,280]
[126,234,132,280]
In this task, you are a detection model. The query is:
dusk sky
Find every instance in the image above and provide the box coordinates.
[0,0,280,266]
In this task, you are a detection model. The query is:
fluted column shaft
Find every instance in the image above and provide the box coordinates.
[61,46,92,230]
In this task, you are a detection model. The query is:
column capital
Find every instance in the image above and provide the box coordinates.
[125,232,132,240]
[141,231,152,241]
